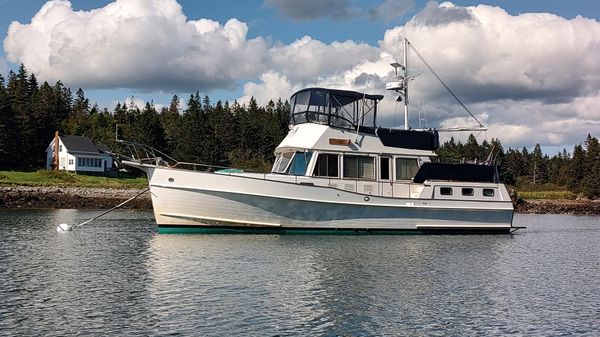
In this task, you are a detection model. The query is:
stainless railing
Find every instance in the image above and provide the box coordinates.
[113,140,421,198]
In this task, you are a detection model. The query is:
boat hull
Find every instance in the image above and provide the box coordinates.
[141,165,515,234]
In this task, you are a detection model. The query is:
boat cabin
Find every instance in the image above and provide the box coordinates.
[273,88,436,180]
[269,88,498,201]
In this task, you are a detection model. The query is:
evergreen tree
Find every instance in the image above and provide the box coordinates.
[135,102,165,151]
[567,144,586,192]
[0,74,20,169]
[463,134,479,161]
[63,88,91,135]
[531,144,548,184]
[174,92,205,163]
[161,95,181,155]
[29,81,60,167]
[582,135,600,198]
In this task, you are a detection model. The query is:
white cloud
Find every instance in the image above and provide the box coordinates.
[264,0,415,22]
[269,36,379,82]
[264,0,361,20]
[4,0,270,91]
[369,0,415,22]
[380,2,600,103]
[0,56,8,75]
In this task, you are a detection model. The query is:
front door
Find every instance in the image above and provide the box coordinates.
[379,156,393,197]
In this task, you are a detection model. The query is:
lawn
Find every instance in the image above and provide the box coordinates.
[515,182,576,200]
[0,170,148,189]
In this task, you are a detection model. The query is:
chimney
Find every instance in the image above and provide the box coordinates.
[52,131,59,170]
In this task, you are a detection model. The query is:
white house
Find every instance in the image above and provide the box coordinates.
[46,132,115,175]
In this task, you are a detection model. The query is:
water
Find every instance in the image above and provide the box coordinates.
[0,210,599,336]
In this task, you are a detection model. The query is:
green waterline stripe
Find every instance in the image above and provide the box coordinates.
[157,226,510,235]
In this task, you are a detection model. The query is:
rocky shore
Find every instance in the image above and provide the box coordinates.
[1,185,598,215]
[515,199,600,215]
[0,186,152,209]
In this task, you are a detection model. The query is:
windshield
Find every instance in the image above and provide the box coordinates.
[290,88,382,130]
[271,152,294,173]
[287,151,313,176]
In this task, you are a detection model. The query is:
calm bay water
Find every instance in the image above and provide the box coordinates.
[0,209,599,336]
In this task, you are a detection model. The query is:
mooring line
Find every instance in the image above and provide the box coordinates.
[57,188,150,232]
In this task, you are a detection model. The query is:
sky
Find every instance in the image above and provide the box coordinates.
[1,0,599,154]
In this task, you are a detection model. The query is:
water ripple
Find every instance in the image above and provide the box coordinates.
[1,211,599,336]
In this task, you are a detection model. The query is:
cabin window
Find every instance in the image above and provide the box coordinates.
[440,187,453,195]
[272,152,294,173]
[483,188,495,197]
[395,158,419,180]
[287,151,313,176]
[380,157,391,180]
[462,188,474,196]
[343,155,374,179]
[313,153,339,177]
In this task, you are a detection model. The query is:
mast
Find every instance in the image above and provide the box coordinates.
[386,37,487,132]
[403,37,409,130]
[386,37,414,130]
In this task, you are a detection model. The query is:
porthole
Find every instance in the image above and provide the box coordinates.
[440,187,453,195]
[168,177,174,183]
[462,188,474,196]
[483,188,495,197]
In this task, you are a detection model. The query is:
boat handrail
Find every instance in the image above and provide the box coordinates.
[171,161,233,172]
[114,139,178,166]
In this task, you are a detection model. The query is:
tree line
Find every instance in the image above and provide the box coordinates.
[0,65,598,198]
[436,134,599,198]
[0,65,289,172]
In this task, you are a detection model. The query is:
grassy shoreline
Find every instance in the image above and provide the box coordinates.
[0,170,147,189]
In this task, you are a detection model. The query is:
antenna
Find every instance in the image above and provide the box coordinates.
[386,37,418,130]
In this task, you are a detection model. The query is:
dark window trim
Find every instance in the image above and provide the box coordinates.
[440,187,453,195]
[483,188,495,197]
[462,188,474,196]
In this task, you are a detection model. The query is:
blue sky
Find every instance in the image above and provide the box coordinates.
[1,0,599,152]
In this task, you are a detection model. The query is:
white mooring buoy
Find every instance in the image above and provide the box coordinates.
[55,188,149,233]
[57,223,74,232]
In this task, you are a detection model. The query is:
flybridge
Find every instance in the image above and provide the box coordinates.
[289,88,383,130]
[289,87,439,151]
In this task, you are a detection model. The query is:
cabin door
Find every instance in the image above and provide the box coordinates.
[379,156,393,197]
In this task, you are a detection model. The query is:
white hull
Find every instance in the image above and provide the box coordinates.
[137,163,514,234]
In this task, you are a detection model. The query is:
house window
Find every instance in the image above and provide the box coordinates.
[395,158,419,180]
[440,187,453,195]
[343,155,374,179]
[59,145,63,152]
[313,153,339,177]
[68,159,73,165]
[462,188,474,196]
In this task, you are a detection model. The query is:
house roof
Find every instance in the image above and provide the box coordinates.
[60,135,102,153]
[96,143,110,153]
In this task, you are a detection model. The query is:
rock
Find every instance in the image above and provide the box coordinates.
[0,186,152,209]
